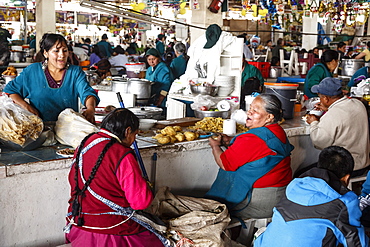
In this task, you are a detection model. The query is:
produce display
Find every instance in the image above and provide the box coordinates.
[2,66,17,76]
[152,126,199,144]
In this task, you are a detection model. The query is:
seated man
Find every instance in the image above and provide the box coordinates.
[305,77,370,176]
[254,146,368,247]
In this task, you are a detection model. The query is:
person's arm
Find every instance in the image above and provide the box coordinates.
[116,152,153,210]
[8,93,40,116]
[309,115,336,149]
[337,193,369,246]
[209,136,225,170]
[355,52,366,60]
[82,96,96,124]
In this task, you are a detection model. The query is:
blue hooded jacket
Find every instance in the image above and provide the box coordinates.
[255,168,368,247]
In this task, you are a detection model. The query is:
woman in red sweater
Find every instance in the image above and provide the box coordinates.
[206,94,294,219]
[65,108,165,246]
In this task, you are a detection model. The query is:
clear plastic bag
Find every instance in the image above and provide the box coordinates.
[0,94,43,147]
[54,108,99,149]
[190,95,220,111]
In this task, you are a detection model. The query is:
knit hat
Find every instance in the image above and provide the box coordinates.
[203,24,222,49]
[311,77,342,96]
[145,48,161,57]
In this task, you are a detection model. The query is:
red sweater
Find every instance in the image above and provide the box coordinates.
[67,132,152,235]
[220,124,292,188]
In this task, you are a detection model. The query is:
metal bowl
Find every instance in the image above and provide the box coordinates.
[190,85,219,96]
[194,110,230,119]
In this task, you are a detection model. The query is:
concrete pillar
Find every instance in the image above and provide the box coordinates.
[189,0,223,44]
[35,0,55,52]
[302,13,318,50]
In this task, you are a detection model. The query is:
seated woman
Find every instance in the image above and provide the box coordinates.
[206,94,294,219]
[304,50,339,98]
[65,108,165,246]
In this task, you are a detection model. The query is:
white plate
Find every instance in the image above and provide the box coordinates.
[56,148,75,158]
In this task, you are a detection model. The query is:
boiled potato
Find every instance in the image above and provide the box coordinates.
[175,132,185,142]
[160,126,176,136]
[169,135,177,143]
[152,134,165,139]
[184,131,196,141]
[173,126,182,132]
[157,136,171,144]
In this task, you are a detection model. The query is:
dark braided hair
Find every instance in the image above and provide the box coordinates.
[70,108,139,226]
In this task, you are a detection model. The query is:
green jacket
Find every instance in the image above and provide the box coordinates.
[241,63,265,87]
[304,63,332,98]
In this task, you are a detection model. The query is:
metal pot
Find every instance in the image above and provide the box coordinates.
[269,66,282,78]
[128,78,153,105]
[341,59,365,77]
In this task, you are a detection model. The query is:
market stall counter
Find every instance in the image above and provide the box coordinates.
[0,113,320,246]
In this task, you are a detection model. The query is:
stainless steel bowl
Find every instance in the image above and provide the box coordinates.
[194,110,230,119]
[190,85,219,96]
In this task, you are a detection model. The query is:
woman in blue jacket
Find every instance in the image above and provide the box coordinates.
[170,42,189,79]
[4,33,99,123]
[145,48,173,108]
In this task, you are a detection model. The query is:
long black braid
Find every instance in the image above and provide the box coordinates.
[70,133,117,226]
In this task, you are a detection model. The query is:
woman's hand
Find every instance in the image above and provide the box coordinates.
[82,108,96,124]
[209,135,221,148]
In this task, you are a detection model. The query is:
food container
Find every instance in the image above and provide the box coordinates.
[194,110,230,119]
[126,70,146,79]
[190,85,219,96]
[139,119,157,130]
[126,63,146,79]
[128,106,163,119]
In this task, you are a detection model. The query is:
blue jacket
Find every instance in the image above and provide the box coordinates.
[145,62,173,107]
[97,40,114,58]
[4,63,99,121]
[255,167,368,247]
[170,54,187,79]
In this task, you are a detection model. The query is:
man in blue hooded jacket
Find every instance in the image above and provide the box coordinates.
[255,146,368,247]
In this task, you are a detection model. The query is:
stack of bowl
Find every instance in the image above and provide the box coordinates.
[214,75,235,97]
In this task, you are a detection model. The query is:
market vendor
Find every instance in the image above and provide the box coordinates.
[206,94,294,219]
[170,42,189,79]
[304,50,339,98]
[3,33,99,123]
[65,108,165,246]
[145,48,173,109]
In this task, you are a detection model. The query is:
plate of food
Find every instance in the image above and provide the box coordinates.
[56,148,75,158]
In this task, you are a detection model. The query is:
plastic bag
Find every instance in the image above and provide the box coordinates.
[0,94,43,147]
[190,95,220,111]
[54,108,99,149]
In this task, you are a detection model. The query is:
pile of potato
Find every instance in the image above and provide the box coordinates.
[152,126,199,144]
[2,66,17,76]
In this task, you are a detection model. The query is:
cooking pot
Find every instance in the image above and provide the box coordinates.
[112,78,129,94]
[269,66,282,78]
[128,78,153,105]
[341,59,365,77]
